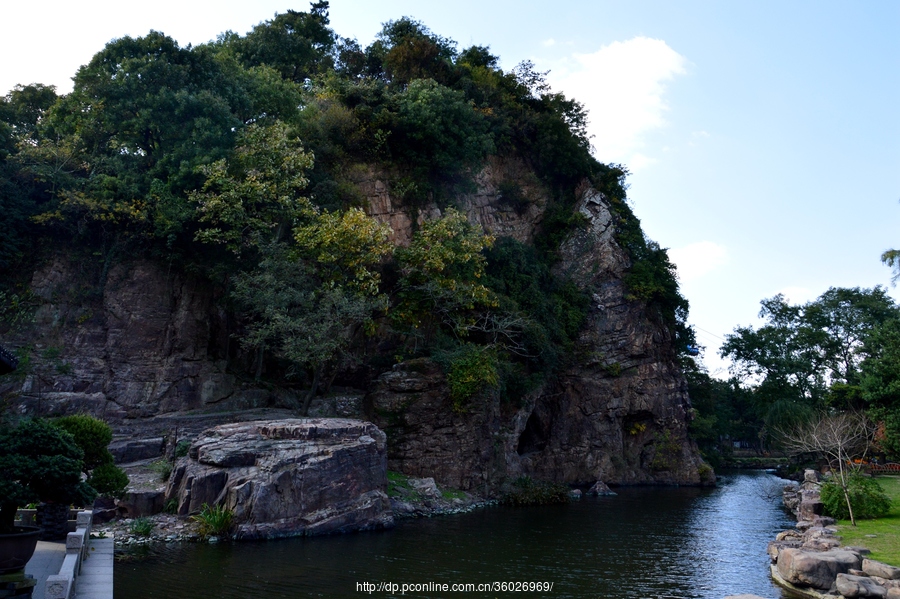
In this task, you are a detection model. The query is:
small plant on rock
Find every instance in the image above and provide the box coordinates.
[129,517,154,537]
[174,440,191,458]
[148,459,173,482]
[192,503,234,538]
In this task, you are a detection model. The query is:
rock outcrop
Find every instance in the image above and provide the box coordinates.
[3,159,707,490]
[164,419,393,539]
[366,185,708,490]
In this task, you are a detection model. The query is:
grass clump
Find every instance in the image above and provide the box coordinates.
[501,476,570,506]
[129,517,154,537]
[174,440,190,458]
[192,503,234,538]
[836,476,900,566]
[386,471,421,501]
[148,459,173,482]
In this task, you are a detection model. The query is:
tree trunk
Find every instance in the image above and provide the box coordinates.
[254,346,265,380]
[300,363,324,416]
[0,502,18,535]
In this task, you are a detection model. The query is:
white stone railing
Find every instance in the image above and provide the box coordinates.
[44,510,93,599]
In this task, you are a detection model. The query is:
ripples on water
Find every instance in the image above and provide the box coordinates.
[115,471,796,598]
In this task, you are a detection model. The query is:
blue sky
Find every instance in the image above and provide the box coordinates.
[3,1,899,376]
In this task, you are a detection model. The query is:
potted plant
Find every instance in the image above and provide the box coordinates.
[0,419,96,572]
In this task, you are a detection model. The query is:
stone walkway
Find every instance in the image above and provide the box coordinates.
[24,541,65,599]
[75,537,114,599]
[23,536,114,599]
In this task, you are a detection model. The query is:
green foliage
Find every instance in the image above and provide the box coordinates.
[822,475,891,521]
[501,476,570,506]
[685,365,761,457]
[388,78,494,186]
[129,517,155,537]
[88,463,129,499]
[192,121,315,255]
[386,471,420,500]
[441,344,499,411]
[148,459,173,482]
[163,499,179,514]
[51,414,114,471]
[394,209,496,339]
[0,418,97,533]
[721,287,899,447]
[0,289,38,328]
[293,206,393,296]
[232,242,380,393]
[192,503,234,538]
[174,440,191,458]
[649,429,683,471]
[227,2,336,83]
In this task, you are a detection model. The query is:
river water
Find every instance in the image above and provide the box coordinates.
[115,470,795,598]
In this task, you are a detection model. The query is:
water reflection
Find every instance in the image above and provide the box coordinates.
[116,471,795,598]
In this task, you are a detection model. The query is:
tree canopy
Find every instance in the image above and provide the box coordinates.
[0,1,691,412]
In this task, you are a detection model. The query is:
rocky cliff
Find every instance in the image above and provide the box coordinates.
[1,157,708,490]
[365,180,708,490]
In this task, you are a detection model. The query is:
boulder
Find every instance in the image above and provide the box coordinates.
[587,481,617,496]
[116,490,165,518]
[165,419,393,540]
[109,437,165,463]
[407,477,442,500]
[776,547,862,589]
[865,560,900,581]
[836,573,888,598]
[889,588,900,599]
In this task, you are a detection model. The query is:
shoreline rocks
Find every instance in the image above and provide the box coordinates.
[768,469,900,598]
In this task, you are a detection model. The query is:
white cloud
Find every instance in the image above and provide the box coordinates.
[668,241,728,282]
[548,37,687,168]
[541,38,557,47]
[777,286,817,305]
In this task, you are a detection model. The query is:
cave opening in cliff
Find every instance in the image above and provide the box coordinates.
[516,411,548,456]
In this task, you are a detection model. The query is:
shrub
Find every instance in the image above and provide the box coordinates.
[88,462,129,499]
[192,503,234,538]
[821,475,891,521]
[0,418,97,533]
[148,459,173,482]
[501,476,570,506]
[129,517,154,537]
[446,344,499,411]
[52,414,115,471]
[174,440,191,458]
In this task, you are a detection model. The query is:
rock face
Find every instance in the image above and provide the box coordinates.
[2,257,297,419]
[367,185,708,490]
[164,419,393,539]
[3,159,706,490]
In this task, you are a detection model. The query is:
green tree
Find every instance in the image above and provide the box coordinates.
[293,207,392,296]
[52,414,128,499]
[0,419,96,533]
[232,243,380,414]
[394,209,496,343]
[192,121,315,255]
[229,2,336,83]
[721,288,897,434]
